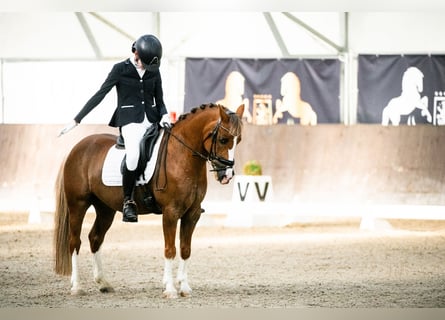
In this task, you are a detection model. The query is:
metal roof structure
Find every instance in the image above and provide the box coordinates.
[0,12,346,60]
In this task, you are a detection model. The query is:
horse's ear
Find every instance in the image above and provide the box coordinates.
[219,105,229,121]
[235,104,245,118]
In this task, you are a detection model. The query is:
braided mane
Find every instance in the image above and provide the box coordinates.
[177,103,221,122]
[174,103,243,136]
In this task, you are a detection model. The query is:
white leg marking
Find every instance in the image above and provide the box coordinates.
[162,258,178,298]
[177,258,192,297]
[93,249,114,293]
[70,252,85,295]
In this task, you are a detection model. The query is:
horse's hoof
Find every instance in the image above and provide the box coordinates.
[162,290,178,299]
[99,286,115,293]
[179,283,192,297]
[71,288,87,296]
[180,290,192,298]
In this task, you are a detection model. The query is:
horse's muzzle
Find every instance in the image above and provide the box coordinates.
[210,156,235,184]
[216,167,234,185]
[211,161,235,184]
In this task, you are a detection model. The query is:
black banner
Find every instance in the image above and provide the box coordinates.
[358,55,445,125]
[184,58,341,125]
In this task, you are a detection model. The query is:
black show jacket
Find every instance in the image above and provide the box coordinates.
[74,58,167,127]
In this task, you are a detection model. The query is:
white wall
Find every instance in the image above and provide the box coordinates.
[2,61,118,124]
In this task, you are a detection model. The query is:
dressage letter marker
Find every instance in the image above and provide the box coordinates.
[232,175,273,202]
[226,175,275,227]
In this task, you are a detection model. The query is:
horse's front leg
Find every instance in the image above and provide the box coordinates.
[177,258,191,297]
[177,211,201,297]
[162,215,178,299]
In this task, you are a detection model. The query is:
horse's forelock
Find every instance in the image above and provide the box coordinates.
[227,111,243,137]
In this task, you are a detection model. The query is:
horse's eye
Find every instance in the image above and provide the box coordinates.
[219,137,229,145]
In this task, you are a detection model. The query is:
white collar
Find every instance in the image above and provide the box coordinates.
[130,56,146,77]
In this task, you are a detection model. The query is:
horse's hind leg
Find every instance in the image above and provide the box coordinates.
[67,200,89,296]
[89,200,116,293]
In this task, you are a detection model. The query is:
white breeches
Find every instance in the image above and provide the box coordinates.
[121,115,152,171]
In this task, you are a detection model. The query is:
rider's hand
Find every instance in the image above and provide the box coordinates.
[160,113,172,128]
[58,120,78,137]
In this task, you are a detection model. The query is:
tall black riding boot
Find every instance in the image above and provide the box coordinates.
[122,166,138,223]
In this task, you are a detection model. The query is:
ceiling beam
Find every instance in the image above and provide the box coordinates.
[263,12,290,57]
[282,12,345,53]
[75,12,103,59]
[88,12,135,41]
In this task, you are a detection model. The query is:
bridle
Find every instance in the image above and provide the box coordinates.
[164,118,238,173]
[206,119,238,172]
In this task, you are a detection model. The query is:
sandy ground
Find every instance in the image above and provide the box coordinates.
[0,211,445,308]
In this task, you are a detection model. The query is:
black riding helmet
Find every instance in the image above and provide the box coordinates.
[131,34,162,71]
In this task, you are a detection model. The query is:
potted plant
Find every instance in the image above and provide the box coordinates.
[242,160,262,176]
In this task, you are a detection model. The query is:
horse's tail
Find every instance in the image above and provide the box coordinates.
[54,160,72,276]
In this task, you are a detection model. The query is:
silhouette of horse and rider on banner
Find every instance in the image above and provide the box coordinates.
[216,71,317,126]
[217,66,442,126]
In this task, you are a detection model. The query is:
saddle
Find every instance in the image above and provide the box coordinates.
[118,124,163,214]
[118,124,160,176]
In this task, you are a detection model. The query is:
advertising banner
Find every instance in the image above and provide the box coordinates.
[184,58,341,125]
[358,55,445,125]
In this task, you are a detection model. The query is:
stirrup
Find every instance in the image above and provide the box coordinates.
[123,199,138,223]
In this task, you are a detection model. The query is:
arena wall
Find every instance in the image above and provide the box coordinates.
[1,124,444,212]
[229,124,445,206]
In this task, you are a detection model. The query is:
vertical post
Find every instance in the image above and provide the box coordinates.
[339,13,356,125]
[1,58,4,123]
[153,12,160,38]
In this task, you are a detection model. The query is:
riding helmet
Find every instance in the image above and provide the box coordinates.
[131,34,162,71]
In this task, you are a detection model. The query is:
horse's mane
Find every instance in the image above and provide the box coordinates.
[177,103,219,122]
[176,103,243,136]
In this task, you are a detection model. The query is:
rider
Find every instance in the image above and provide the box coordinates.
[59,34,171,223]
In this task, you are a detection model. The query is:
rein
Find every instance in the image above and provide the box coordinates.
[167,119,236,166]
[165,127,209,162]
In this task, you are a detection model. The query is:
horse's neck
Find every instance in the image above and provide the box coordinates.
[402,87,420,98]
[171,115,215,159]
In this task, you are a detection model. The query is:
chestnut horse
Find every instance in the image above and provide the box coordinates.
[54,103,244,298]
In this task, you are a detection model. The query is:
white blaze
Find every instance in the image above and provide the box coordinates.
[225,136,237,179]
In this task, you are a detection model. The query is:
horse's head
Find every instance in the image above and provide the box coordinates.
[205,104,244,184]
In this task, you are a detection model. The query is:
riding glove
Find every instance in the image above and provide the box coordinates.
[160,113,172,128]
[58,120,78,137]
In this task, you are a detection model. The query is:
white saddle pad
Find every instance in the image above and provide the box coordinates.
[102,130,164,186]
